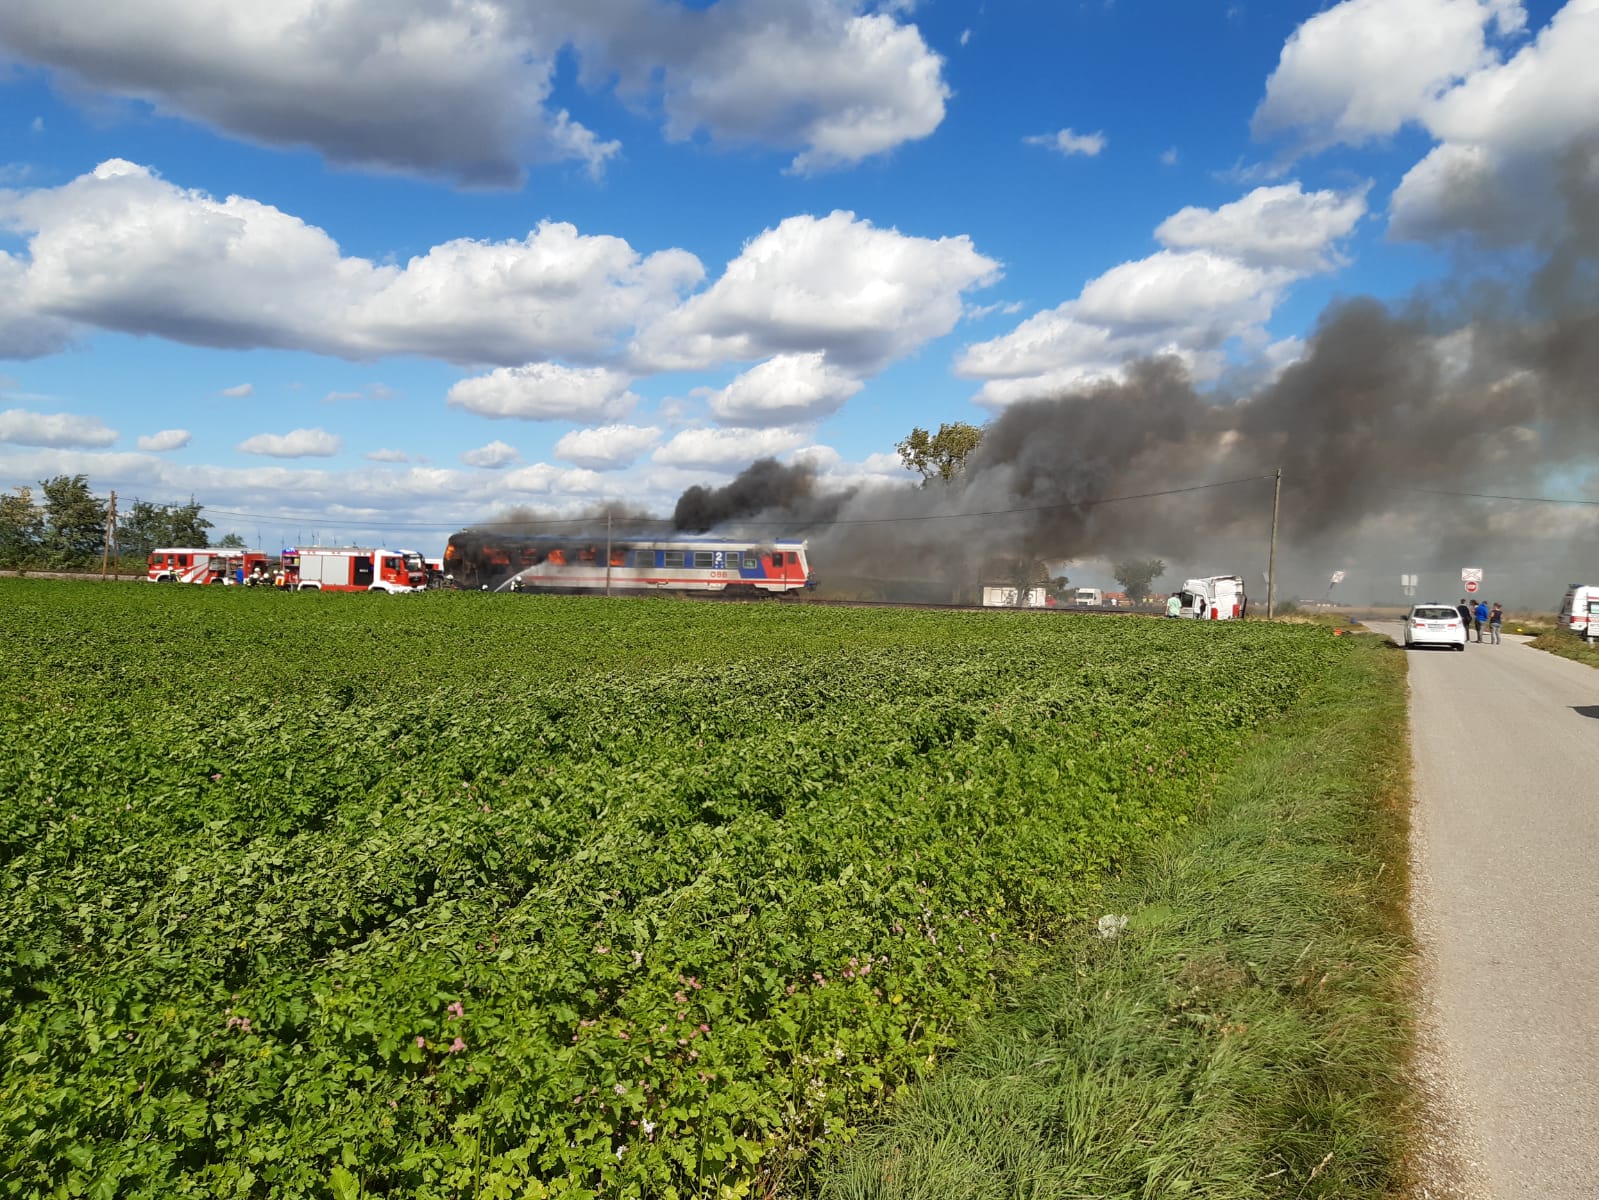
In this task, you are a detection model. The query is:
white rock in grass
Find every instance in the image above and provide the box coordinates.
[1097,914,1129,939]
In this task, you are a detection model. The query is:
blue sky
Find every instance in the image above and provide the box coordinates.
[0,0,1588,554]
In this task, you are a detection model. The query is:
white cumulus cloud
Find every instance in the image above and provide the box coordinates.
[1154,182,1368,271]
[643,6,950,174]
[1252,0,1526,149]
[365,447,409,463]
[0,407,118,447]
[652,426,812,469]
[460,440,521,469]
[552,424,662,470]
[634,210,1000,373]
[704,352,864,426]
[0,160,704,366]
[236,427,341,458]
[1255,0,1599,250]
[447,363,640,422]
[0,252,76,359]
[219,383,253,398]
[956,179,1369,406]
[0,0,949,185]
[136,428,190,452]
[501,462,604,494]
[1025,128,1106,157]
[1389,0,1599,246]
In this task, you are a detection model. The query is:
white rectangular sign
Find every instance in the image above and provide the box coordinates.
[1329,570,1346,584]
[1461,567,1483,583]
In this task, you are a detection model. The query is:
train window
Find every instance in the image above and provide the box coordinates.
[742,555,758,570]
[771,552,786,567]
[663,550,685,567]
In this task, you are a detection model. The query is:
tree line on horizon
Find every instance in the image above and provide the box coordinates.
[0,475,243,571]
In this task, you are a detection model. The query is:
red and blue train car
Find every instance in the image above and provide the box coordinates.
[441,532,812,595]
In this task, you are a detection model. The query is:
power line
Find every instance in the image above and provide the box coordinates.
[1404,486,1599,507]
[192,473,1276,536]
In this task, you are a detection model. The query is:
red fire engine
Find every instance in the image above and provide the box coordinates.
[281,547,430,593]
[147,547,271,584]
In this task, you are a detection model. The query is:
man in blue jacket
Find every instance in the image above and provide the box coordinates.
[1473,598,1489,642]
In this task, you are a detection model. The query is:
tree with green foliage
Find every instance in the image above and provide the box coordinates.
[166,497,213,548]
[0,486,44,569]
[39,475,107,569]
[896,421,983,486]
[1113,558,1166,604]
[118,497,214,559]
[117,500,169,561]
[215,532,247,549]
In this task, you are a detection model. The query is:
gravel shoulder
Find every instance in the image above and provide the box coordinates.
[1367,623,1599,1200]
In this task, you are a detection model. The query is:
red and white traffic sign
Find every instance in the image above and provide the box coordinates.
[1465,579,1479,593]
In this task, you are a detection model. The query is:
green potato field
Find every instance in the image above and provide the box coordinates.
[0,580,1350,1199]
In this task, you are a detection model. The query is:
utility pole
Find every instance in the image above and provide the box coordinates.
[1267,467,1281,619]
[100,490,119,580]
[605,512,613,597]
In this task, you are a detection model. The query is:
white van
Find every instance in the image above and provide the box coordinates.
[1179,575,1247,620]
[1556,585,1599,642]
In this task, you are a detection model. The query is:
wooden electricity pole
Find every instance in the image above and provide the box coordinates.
[100,490,119,580]
[1266,468,1281,619]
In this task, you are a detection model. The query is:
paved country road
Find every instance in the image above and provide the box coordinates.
[1365,622,1599,1200]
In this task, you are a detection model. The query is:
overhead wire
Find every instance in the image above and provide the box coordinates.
[189,472,1279,535]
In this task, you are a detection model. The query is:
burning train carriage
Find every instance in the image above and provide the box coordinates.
[442,532,812,594]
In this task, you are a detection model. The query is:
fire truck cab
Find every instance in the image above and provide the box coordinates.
[283,547,429,592]
[148,547,217,584]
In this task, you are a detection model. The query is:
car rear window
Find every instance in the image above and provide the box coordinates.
[1414,607,1457,620]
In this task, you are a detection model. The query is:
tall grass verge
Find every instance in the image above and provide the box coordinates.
[1528,629,1599,668]
[814,635,1412,1199]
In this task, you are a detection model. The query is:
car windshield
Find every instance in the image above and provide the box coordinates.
[1413,607,1457,620]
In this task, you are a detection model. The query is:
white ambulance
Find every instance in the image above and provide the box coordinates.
[1556,584,1599,642]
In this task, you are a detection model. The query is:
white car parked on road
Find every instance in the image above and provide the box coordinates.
[1404,603,1468,650]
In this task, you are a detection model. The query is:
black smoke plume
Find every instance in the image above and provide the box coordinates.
[672,458,851,532]
[667,289,1599,607]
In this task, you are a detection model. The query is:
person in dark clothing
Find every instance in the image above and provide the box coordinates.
[1473,599,1489,641]
[1489,602,1504,644]
[1457,599,1473,644]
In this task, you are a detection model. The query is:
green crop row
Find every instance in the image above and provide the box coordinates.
[0,582,1348,1199]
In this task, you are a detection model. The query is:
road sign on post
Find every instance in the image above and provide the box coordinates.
[1466,579,1479,594]
[1462,567,1483,583]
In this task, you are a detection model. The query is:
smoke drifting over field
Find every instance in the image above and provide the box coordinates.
[452,166,1599,607]
[671,292,1599,607]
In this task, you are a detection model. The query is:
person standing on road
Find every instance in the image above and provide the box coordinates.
[1489,602,1504,644]
[1457,599,1473,644]
[1474,599,1489,642]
